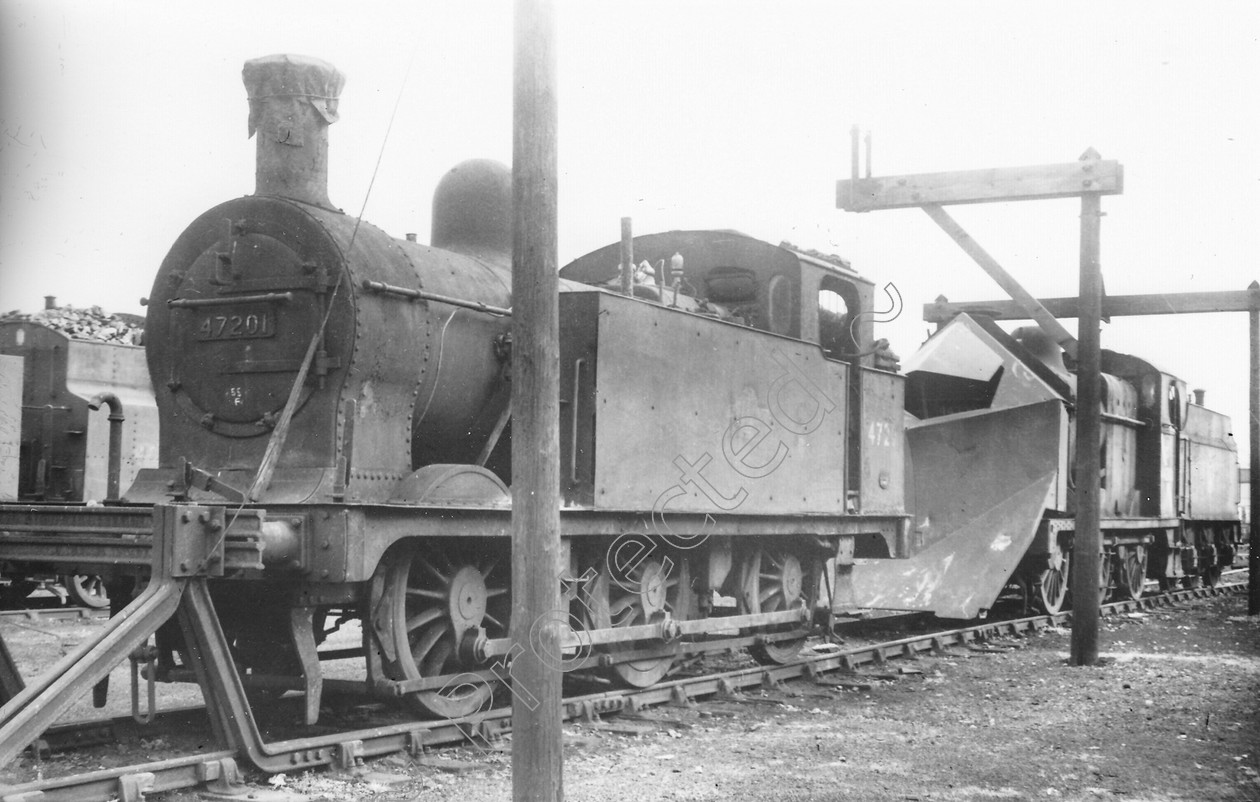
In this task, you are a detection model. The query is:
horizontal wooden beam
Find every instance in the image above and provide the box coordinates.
[837,159,1123,212]
[924,289,1260,323]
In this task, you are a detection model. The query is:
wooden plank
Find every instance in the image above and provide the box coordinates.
[924,289,1260,323]
[837,159,1123,211]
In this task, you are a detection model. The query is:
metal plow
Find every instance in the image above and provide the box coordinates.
[848,399,1066,619]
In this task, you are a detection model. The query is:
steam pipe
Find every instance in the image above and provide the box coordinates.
[87,393,124,501]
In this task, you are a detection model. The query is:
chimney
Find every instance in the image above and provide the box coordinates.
[242,55,345,209]
[44,296,56,310]
[1193,388,1205,405]
[1011,325,1068,375]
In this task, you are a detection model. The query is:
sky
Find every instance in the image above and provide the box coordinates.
[2,1,1260,459]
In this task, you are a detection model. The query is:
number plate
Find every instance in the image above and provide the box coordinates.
[195,308,276,341]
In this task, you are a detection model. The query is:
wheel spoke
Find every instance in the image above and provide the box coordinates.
[412,620,450,664]
[432,551,455,573]
[407,587,446,600]
[416,557,448,584]
[423,636,454,676]
[405,607,443,632]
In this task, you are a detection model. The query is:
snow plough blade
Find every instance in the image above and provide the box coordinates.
[848,399,1065,619]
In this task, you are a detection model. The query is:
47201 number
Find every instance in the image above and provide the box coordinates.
[196,309,275,340]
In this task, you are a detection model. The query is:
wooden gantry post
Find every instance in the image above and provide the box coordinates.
[1251,281,1260,616]
[1070,169,1105,665]
[511,0,563,799]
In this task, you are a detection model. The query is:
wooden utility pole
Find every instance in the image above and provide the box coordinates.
[510,0,563,799]
[1070,169,1104,665]
[1251,281,1260,616]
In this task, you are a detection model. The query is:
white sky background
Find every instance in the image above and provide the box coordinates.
[2,1,1259,459]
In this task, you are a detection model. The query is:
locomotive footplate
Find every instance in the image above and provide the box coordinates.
[0,501,904,770]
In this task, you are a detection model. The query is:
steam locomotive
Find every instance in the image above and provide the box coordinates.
[0,309,157,608]
[0,53,1241,755]
[0,54,909,729]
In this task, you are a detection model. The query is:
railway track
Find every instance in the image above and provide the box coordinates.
[0,578,1247,802]
[0,607,107,624]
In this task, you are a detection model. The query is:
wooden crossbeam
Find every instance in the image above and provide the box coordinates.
[837,159,1123,212]
[924,289,1260,323]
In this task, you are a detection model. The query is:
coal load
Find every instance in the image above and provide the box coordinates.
[0,303,145,345]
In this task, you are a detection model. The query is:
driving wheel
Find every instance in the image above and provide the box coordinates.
[374,541,510,718]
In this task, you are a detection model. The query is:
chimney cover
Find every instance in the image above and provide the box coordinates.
[243,55,344,137]
[242,55,345,207]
